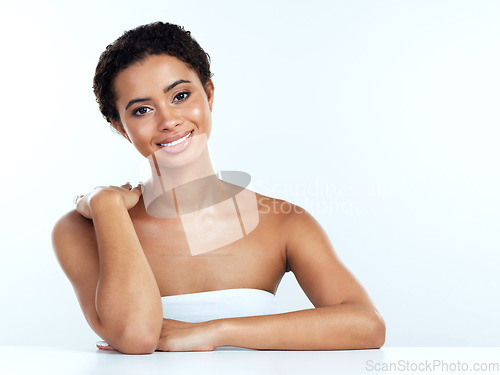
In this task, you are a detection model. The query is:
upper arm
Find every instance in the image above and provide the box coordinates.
[282,205,376,309]
[51,209,105,337]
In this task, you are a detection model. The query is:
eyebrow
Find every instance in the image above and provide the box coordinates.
[124,79,192,110]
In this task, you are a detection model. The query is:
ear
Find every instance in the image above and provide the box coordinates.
[204,79,215,112]
[111,120,132,143]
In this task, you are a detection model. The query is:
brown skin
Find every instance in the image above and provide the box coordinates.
[52,54,385,353]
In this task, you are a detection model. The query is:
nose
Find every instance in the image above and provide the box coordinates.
[156,103,183,131]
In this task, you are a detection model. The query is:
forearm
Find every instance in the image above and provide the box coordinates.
[216,303,385,350]
[90,193,163,343]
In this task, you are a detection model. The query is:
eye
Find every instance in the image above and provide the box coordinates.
[133,107,152,116]
[173,91,190,102]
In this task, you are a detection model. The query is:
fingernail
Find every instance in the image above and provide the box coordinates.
[125,181,131,185]
[96,340,109,347]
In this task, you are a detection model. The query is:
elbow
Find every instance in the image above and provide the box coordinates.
[367,310,386,349]
[120,341,157,355]
[113,329,159,355]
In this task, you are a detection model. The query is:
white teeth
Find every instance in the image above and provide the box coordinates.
[160,131,192,147]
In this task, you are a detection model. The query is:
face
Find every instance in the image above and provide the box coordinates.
[111,54,214,162]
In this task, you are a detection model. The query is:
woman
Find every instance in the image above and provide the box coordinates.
[51,21,385,354]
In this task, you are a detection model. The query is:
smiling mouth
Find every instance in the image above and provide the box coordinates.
[158,130,194,147]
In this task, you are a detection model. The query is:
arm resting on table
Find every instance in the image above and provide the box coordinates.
[52,193,163,354]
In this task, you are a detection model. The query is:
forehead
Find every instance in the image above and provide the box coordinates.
[113,54,200,100]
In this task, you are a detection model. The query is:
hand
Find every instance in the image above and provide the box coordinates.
[156,318,220,352]
[96,319,221,352]
[75,182,142,220]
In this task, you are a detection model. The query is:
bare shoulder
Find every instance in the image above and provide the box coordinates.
[218,181,307,233]
[253,191,307,227]
[255,195,322,264]
[52,209,95,245]
[253,192,308,270]
[257,196,377,309]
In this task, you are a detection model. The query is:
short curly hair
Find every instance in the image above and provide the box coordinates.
[93,21,212,124]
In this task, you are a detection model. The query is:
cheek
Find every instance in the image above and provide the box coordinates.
[128,127,148,144]
[127,126,153,152]
[187,104,212,133]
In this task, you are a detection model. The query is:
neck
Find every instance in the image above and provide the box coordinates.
[142,144,224,218]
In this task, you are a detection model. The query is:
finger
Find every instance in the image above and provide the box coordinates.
[96,344,115,351]
[96,341,114,350]
[121,182,132,190]
[131,185,143,196]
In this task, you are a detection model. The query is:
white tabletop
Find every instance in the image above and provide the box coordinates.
[0,346,499,375]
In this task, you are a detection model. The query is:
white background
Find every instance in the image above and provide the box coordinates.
[0,0,498,349]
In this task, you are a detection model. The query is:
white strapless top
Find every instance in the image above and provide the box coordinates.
[161,288,278,323]
[96,288,277,351]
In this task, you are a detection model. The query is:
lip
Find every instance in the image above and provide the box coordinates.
[157,130,194,154]
[157,130,193,145]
